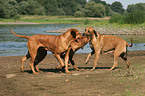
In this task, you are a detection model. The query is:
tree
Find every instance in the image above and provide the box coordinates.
[57,0,78,15]
[91,0,106,5]
[126,3,145,13]
[0,0,19,18]
[74,0,86,7]
[84,1,106,17]
[18,0,45,15]
[105,4,112,16]
[111,1,125,14]
[125,3,145,24]
[125,9,145,24]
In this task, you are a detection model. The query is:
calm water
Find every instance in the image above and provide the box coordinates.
[0,24,145,56]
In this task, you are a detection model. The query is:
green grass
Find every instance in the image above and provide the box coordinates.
[0,15,103,24]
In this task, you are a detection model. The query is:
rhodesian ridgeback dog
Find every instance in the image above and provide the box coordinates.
[56,34,90,70]
[10,29,79,74]
[83,27,133,71]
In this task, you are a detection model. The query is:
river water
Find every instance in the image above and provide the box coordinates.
[0,24,145,56]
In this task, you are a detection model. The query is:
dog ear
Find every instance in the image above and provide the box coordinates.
[93,30,98,38]
[71,31,76,38]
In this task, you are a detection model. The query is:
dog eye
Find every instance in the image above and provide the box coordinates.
[85,29,86,31]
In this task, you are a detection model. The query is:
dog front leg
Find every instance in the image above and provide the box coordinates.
[86,50,95,64]
[65,47,72,74]
[54,54,65,68]
[91,51,100,71]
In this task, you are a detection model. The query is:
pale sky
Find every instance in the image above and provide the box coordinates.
[102,0,145,9]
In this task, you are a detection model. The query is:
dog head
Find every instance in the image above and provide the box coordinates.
[68,29,80,42]
[83,27,98,39]
[66,29,79,38]
[72,34,90,50]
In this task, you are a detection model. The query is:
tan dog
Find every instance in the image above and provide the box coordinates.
[83,27,133,71]
[56,34,90,70]
[10,29,79,74]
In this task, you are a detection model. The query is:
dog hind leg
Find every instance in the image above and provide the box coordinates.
[120,52,130,68]
[34,47,47,72]
[27,42,39,74]
[21,52,31,72]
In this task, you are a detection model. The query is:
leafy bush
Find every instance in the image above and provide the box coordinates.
[13,15,20,22]
[0,0,19,18]
[124,9,145,24]
[84,19,89,25]
[74,11,84,17]
[109,14,125,24]
[84,2,106,17]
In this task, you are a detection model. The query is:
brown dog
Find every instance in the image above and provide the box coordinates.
[10,29,79,74]
[56,34,90,70]
[83,27,133,71]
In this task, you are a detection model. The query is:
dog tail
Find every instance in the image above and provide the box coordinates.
[9,29,29,39]
[126,38,133,47]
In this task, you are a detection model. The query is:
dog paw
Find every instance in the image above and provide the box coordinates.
[109,69,113,71]
[90,69,95,71]
[77,68,84,71]
[34,72,39,74]
[21,69,24,72]
[66,71,72,74]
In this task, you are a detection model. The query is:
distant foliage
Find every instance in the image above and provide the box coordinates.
[110,3,145,24]
[124,10,145,24]
[0,0,19,18]
[0,0,127,18]
[109,14,125,24]
[74,11,84,17]
[111,1,125,15]
[126,3,145,13]
[84,1,106,17]
[84,19,90,25]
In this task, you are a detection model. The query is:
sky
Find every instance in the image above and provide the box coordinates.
[102,0,145,9]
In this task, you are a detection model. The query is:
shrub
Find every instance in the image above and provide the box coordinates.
[13,15,20,22]
[124,9,145,24]
[109,14,125,24]
[84,19,89,25]
[84,2,106,17]
[74,11,84,17]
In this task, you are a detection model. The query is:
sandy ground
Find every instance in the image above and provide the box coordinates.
[0,51,145,96]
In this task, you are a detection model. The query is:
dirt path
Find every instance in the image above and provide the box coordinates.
[0,51,145,96]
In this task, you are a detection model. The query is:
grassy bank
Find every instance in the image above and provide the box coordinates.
[77,20,145,35]
[0,15,145,35]
[0,15,108,24]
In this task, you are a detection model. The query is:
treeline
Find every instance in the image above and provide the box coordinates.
[0,0,145,24]
[110,3,145,24]
[0,0,125,18]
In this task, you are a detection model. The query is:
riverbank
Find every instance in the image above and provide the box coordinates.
[46,22,145,35]
[1,21,144,35]
[0,22,39,25]
[0,51,145,95]
[0,15,109,24]
[0,15,144,35]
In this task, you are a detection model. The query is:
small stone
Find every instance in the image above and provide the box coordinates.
[66,79,69,82]
[6,74,16,78]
